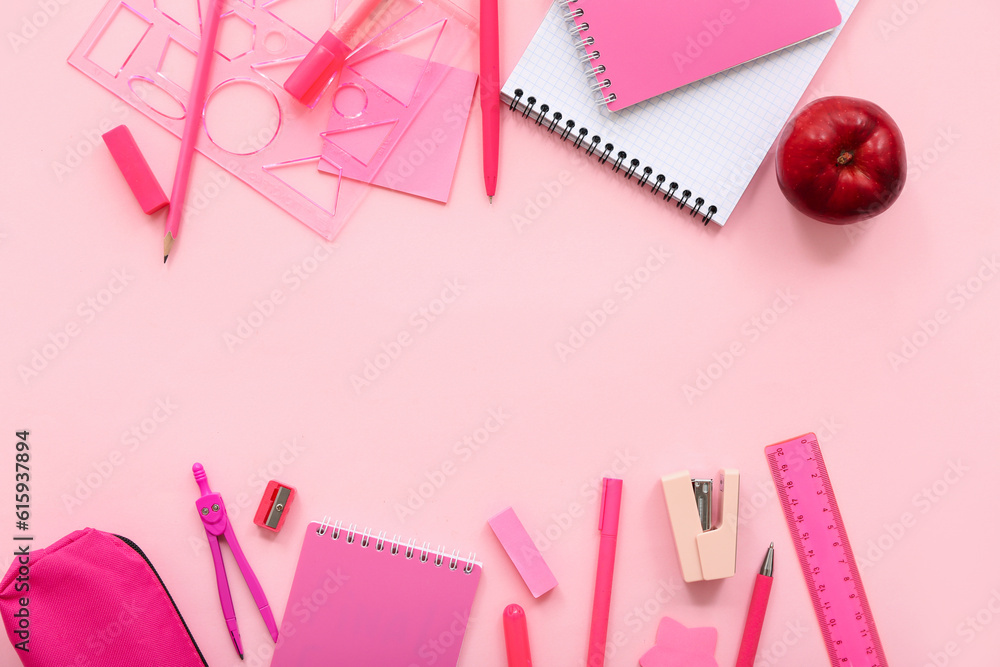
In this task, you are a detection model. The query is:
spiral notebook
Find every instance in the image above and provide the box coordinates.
[271,520,482,666]
[567,0,841,111]
[501,0,859,226]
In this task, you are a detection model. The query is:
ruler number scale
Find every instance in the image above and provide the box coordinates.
[766,434,888,667]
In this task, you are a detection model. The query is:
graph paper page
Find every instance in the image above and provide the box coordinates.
[501,0,859,225]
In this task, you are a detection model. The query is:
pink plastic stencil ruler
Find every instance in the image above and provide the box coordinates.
[68,0,476,240]
[765,434,888,667]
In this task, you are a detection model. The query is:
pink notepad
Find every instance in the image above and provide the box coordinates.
[570,0,841,111]
[272,521,482,666]
[320,55,479,203]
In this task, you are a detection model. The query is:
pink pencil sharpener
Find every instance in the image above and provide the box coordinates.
[253,481,296,532]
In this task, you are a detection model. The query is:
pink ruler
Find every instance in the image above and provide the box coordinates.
[765,434,888,667]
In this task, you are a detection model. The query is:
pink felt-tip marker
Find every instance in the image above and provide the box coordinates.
[193,463,279,659]
[503,604,533,667]
[735,543,774,667]
[587,477,622,667]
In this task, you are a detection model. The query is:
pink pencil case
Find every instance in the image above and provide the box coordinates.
[0,528,206,666]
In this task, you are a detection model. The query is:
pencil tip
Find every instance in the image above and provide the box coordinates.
[163,232,174,264]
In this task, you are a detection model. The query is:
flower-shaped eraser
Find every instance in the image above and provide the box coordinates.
[639,616,718,667]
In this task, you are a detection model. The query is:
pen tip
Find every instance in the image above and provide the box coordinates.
[488,196,493,204]
[761,542,775,576]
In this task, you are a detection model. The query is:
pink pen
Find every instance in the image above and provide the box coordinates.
[735,543,774,667]
[587,477,623,667]
[193,463,279,659]
[480,0,499,202]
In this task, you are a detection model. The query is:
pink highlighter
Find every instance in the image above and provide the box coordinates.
[284,0,394,106]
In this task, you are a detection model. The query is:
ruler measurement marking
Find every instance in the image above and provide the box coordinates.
[771,450,843,662]
[766,435,888,667]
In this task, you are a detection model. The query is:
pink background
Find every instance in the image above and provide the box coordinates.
[1,1,998,666]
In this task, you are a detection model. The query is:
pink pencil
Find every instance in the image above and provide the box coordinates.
[587,478,622,667]
[735,543,775,667]
[163,0,224,263]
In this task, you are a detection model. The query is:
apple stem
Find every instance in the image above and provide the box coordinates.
[837,150,854,166]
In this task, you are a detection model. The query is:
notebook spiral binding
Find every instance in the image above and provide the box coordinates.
[557,0,615,106]
[316,517,479,574]
[505,87,718,225]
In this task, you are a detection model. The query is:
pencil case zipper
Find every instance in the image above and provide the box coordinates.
[114,534,209,666]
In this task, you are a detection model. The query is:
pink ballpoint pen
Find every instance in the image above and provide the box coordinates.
[587,478,622,667]
[480,0,499,202]
[193,463,279,659]
[735,543,774,667]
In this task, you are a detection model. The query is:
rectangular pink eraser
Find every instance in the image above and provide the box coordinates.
[489,506,557,597]
[102,125,169,215]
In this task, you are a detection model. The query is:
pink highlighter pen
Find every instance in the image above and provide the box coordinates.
[587,478,623,667]
[284,0,392,106]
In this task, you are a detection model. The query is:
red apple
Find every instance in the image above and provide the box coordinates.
[775,96,906,224]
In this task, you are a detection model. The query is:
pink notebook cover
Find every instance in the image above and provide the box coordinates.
[272,521,482,666]
[571,0,842,111]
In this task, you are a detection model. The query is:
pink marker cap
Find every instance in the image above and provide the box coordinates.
[503,604,533,667]
[102,125,168,214]
[489,507,558,598]
[598,478,623,536]
[283,31,352,106]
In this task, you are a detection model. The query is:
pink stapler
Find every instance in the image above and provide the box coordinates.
[193,463,279,658]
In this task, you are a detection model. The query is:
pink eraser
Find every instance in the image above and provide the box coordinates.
[102,125,169,214]
[489,507,557,598]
